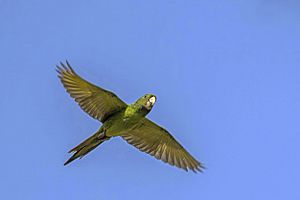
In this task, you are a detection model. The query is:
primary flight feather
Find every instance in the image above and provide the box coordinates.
[57,61,204,172]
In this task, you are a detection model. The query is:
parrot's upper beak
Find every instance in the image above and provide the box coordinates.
[149,96,156,105]
[145,96,156,109]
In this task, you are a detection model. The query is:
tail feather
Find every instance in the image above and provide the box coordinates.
[64,132,110,166]
[68,133,100,153]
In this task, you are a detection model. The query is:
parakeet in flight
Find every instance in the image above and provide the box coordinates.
[56,61,204,172]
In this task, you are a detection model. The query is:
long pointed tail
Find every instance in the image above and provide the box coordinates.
[64,131,110,166]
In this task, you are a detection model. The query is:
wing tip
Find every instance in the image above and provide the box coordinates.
[190,162,206,173]
[55,60,76,75]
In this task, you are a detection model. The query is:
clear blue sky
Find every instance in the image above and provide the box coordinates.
[1,0,300,199]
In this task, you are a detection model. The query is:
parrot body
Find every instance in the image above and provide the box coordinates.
[57,61,204,172]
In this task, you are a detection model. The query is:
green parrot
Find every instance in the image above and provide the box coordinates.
[56,61,204,172]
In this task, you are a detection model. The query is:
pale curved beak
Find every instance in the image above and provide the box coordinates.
[149,96,156,105]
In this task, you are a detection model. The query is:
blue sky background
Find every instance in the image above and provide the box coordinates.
[1,0,300,199]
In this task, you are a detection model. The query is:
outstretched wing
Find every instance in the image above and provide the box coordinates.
[56,61,127,122]
[122,118,204,172]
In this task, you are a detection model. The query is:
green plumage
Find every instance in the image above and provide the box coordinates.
[57,61,204,173]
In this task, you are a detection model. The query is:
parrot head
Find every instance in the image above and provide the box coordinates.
[135,94,156,111]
